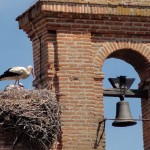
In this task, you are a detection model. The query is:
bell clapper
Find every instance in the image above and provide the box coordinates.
[120,95,125,101]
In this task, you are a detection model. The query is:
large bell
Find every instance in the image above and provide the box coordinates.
[112,101,137,127]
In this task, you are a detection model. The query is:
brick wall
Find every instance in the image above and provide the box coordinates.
[40,0,150,5]
[16,1,150,150]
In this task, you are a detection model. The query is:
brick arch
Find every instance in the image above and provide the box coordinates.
[97,42,150,150]
[94,42,150,81]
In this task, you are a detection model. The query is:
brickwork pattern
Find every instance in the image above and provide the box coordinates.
[35,0,150,6]
[14,1,150,150]
[56,31,104,150]
[17,0,150,28]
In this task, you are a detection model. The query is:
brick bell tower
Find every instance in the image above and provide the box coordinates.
[17,0,150,150]
[17,1,105,150]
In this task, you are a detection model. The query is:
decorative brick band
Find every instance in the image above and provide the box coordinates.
[41,2,150,16]
[39,0,150,6]
[17,1,150,28]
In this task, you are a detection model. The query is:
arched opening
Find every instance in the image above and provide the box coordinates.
[102,58,143,150]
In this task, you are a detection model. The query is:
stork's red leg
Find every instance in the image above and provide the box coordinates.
[14,80,17,86]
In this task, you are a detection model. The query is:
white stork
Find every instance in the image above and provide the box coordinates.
[0,66,34,85]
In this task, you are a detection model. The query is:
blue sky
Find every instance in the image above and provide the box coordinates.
[0,1,144,150]
[103,59,143,150]
[0,1,36,89]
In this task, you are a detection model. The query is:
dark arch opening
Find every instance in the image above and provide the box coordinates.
[102,58,143,150]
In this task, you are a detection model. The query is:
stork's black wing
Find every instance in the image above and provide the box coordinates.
[0,68,21,79]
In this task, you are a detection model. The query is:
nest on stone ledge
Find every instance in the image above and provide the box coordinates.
[0,89,61,150]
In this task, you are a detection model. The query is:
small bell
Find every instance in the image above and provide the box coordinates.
[112,101,137,127]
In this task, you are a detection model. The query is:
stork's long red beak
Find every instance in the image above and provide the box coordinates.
[31,69,35,79]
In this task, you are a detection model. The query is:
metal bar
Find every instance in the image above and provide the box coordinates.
[105,118,150,121]
[103,88,148,98]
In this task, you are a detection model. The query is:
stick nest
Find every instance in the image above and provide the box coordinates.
[0,89,61,150]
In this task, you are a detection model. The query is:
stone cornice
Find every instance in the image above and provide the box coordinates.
[16,1,150,29]
[31,0,150,6]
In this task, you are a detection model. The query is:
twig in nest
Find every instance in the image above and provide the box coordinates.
[0,89,61,150]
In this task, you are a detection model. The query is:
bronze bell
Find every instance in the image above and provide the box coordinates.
[112,101,137,127]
